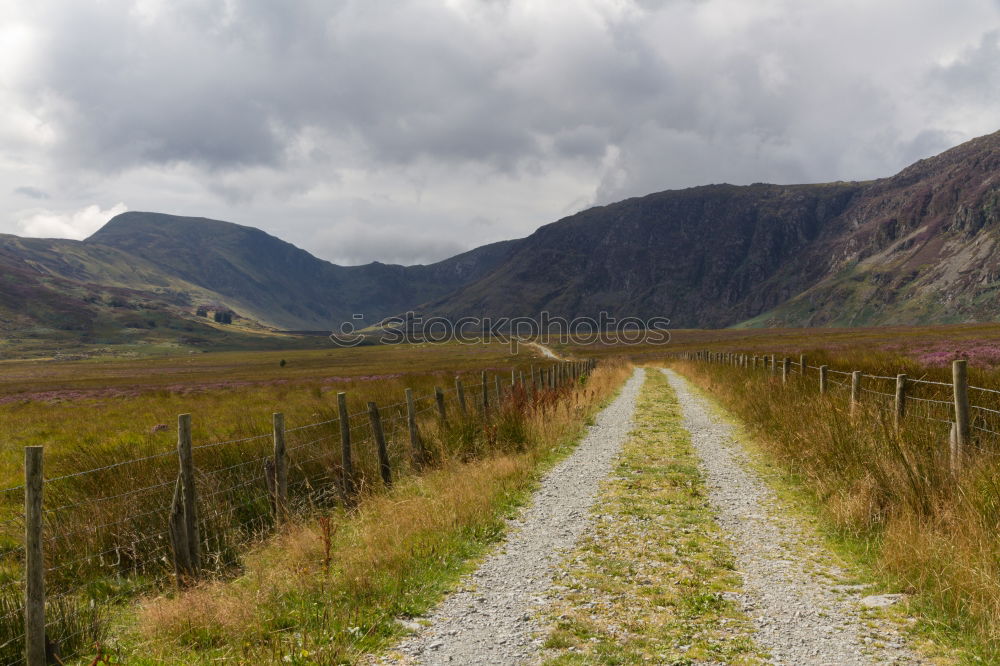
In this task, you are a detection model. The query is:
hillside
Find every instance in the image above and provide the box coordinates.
[747,130,1000,326]
[85,212,518,330]
[418,182,865,327]
[0,212,518,356]
[1,129,998,355]
[421,130,1000,328]
[0,235,278,358]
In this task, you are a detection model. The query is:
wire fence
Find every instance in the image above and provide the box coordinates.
[674,350,1000,448]
[0,359,596,666]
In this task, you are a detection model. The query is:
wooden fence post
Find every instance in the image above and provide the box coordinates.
[782,358,790,385]
[272,413,287,520]
[481,371,489,413]
[434,387,447,423]
[850,371,862,416]
[770,355,777,374]
[177,413,200,574]
[338,393,355,498]
[894,374,907,429]
[953,360,970,472]
[799,354,807,377]
[24,446,44,666]
[455,378,467,416]
[368,402,392,487]
[819,365,828,395]
[495,375,502,405]
[405,388,426,469]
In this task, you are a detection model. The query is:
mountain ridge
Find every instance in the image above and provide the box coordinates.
[419,129,1000,328]
[1,128,998,358]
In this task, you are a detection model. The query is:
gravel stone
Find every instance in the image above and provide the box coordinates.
[662,369,921,665]
[376,369,645,665]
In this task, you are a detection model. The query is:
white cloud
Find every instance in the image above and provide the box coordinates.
[16,202,128,240]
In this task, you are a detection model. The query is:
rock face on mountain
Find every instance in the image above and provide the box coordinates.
[419,182,865,327]
[751,130,1000,326]
[422,129,1000,328]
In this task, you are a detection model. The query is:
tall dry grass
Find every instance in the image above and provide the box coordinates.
[673,358,1000,658]
[129,360,632,663]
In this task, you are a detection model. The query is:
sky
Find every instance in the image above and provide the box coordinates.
[1,0,999,266]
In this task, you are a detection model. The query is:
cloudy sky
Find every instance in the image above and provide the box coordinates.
[2,1,999,265]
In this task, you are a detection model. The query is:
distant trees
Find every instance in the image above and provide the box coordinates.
[195,305,235,324]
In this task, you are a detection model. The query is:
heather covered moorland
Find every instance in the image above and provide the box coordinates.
[0,340,628,663]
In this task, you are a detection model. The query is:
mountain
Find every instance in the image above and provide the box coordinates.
[421,129,1000,328]
[1,128,998,357]
[0,213,516,356]
[86,212,517,330]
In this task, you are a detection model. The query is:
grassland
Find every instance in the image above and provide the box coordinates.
[0,339,628,664]
[555,322,1000,374]
[0,342,531,485]
[112,359,632,663]
[666,352,1000,661]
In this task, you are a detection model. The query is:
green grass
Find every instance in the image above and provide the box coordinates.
[670,357,998,662]
[0,342,599,665]
[539,369,765,665]
[558,322,1000,376]
[0,341,537,485]
[105,362,632,663]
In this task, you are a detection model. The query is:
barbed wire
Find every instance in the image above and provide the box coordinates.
[909,378,953,387]
[905,395,953,406]
[0,366,589,664]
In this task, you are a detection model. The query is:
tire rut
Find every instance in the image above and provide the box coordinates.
[376,368,645,665]
[662,368,920,665]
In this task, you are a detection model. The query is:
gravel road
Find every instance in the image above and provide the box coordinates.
[376,368,644,665]
[661,369,919,665]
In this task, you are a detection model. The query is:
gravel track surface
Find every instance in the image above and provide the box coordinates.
[662,369,919,665]
[376,368,644,665]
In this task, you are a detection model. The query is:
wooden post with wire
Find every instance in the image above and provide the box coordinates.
[177,413,200,575]
[434,387,447,423]
[819,365,828,395]
[455,378,467,416]
[272,412,288,520]
[952,360,970,472]
[368,402,392,487]
[894,374,908,429]
[481,371,489,413]
[24,446,45,666]
[338,393,355,499]
[406,388,426,469]
[850,371,862,416]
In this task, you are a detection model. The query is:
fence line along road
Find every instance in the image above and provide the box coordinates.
[2,358,597,666]
[668,350,1000,474]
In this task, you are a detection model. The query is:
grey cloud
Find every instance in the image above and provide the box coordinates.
[2,0,999,264]
[13,186,50,199]
[927,30,1000,104]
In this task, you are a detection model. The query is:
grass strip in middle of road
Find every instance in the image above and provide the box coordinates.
[539,368,765,665]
